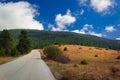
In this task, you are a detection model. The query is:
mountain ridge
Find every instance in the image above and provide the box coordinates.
[1,29,120,50]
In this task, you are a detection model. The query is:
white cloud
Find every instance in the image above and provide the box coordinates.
[80,24,93,34]
[88,31,103,37]
[72,30,102,37]
[79,0,87,6]
[105,26,116,32]
[80,9,84,15]
[90,0,115,13]
[0,1,44,30]
[55,9,76,31]
[48,24,61,31]
[72,24,103,37]
[72,24,93,34]
[72,29,85,34]
[116,38,120,40]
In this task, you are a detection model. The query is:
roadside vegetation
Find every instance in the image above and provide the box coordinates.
[44,45,120,80]
[0,29,31,57]
[43,45,70,64]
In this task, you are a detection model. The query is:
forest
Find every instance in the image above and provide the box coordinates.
[7,29,120,50]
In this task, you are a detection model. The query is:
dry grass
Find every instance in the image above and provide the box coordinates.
[0,54,26,65]
[42,45,120,80]
[0,57,16,65]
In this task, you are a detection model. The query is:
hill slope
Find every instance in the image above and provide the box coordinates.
[6,29,120,50]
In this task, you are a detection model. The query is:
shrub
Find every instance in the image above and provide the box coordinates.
[0,47,6,57]
[64,47,67,51]
[111,66,119,73]
[106,48,109,50]
[95,54,98,57]
[79,47,82,49]
[58,44,61,47]
[116,55,120,60]
[89,48,92,50]
[81,59,88,65]
[74,64,78,67]
[43,45,70,63]
[11,48,20,57]
[43,45,62,60]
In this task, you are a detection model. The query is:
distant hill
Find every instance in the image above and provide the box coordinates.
[4,29,120,50]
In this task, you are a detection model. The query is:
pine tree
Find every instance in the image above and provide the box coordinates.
[17,30,31,54]
[0,30,14,56]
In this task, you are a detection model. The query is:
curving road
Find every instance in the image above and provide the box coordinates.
[0,50,56,80]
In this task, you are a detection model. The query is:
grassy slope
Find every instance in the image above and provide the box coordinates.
[45,45,120,80]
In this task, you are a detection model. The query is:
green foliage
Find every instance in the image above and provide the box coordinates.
[43,45,70,63]
[0,30,14,55]
[81,59,88,65]
[116,55,120,60]
[0,47,6,57]
[17,30,31,54]
[11,48,20,57]
[43,45,62,60]
[64,47,67,51]
[2,30,120,50]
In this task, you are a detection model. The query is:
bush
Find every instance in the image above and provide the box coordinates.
[0,47,6,57]
[64,47,67,51]
[111,66,119,73]
[11,48,20,57]
[43,45,70,63]
[74,64,78,67]
[43,45,62,60]
[106,48,109,50]
[81,59,88,65]
[116,55,120,60]
[95,54,98,57]
[89,48,92,50]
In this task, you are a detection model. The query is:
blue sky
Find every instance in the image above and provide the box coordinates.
[0,0,120,40]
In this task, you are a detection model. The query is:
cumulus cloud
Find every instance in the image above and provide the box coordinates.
[88,31,103,37]
[0,1,44,30]
[72,24,103,37]
[78,0,116,15]
[116,38,120,40]
[48,24,61,31]
[90,0,115,13]
[105,26,116,32]
[80,24,93,34]
[72,24,93,34]
[55,9,76,31]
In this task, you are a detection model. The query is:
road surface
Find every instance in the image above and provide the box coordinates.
[0,50,56,80]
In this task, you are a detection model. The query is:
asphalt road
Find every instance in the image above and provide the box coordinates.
[0,50,56,80]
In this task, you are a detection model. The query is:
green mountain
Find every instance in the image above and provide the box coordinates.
[6,29,120,50]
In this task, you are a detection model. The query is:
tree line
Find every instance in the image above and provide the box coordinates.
[0,30,31,57]
[1,29,120,52]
